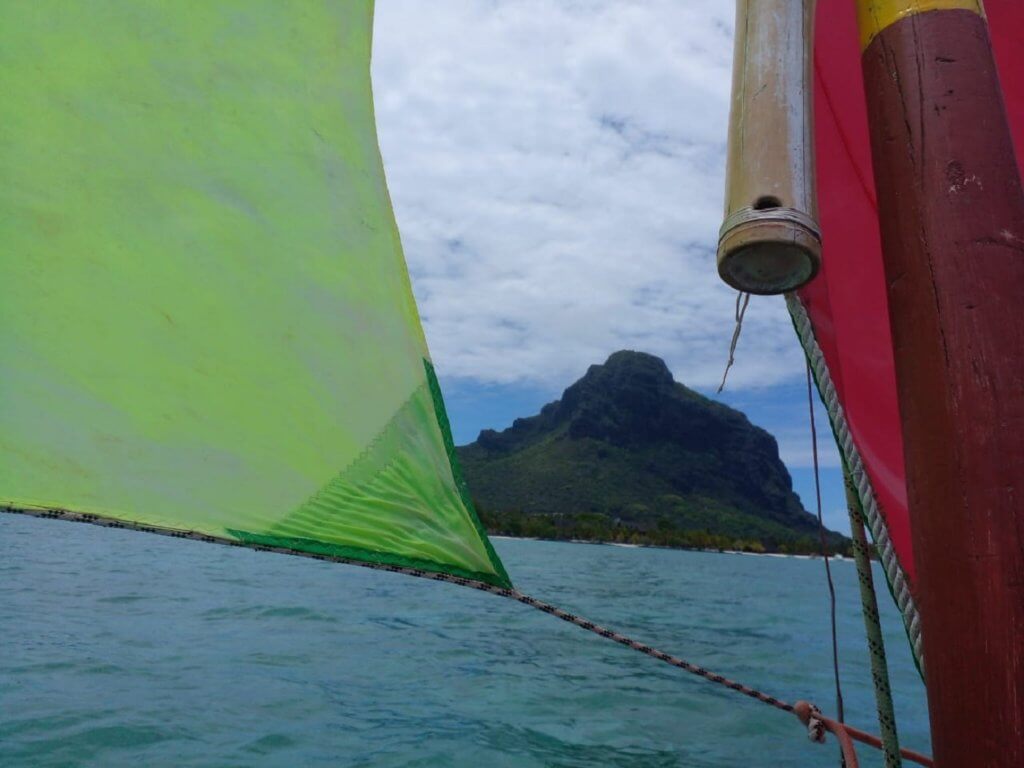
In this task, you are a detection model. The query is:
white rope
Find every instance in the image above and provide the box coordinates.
[785,293,925,676]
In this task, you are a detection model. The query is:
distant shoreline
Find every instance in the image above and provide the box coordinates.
[488,535,849,561]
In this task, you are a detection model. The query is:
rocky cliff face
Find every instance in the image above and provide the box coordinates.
[458,351,836,545]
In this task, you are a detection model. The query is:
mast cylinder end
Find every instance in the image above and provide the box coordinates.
[716,207,821,294]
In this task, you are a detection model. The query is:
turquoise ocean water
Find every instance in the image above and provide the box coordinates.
[1,515,930,766]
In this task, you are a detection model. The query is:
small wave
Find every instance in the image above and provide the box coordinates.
[95,595,150,605]
[201,604,338,623]
[242,732,298,755]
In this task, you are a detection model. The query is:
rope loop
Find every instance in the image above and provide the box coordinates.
[799,701,828,744]
[793,699,935,767]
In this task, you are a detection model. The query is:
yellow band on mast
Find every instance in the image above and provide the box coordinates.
[857,0,983,49]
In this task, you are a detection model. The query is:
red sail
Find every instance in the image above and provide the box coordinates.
[798,0,1023,660]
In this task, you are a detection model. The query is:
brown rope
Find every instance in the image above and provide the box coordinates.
[2,505,933,765]
[807,362,846,728]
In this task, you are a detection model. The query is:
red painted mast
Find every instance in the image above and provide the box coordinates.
[855,1,1024,765]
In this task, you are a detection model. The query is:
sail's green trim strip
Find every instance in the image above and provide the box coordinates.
[424,359,512,588]
[233,366,510,587]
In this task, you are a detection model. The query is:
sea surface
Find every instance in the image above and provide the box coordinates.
[1,515,930,767]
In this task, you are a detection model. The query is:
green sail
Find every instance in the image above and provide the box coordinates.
[0,0,509,588]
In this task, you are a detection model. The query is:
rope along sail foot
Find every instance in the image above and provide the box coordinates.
[3,506,934,766]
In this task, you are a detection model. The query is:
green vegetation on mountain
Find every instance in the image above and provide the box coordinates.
[458,351,849,555]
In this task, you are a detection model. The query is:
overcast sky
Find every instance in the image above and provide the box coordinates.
[371,1,845,530]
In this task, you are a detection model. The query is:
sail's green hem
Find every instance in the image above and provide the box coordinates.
[423,358,513,589]
[226,528,510,588]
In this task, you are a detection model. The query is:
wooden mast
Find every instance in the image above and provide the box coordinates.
[855,2,1024,765]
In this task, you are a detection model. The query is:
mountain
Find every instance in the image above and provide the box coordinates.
[457,350,846,553]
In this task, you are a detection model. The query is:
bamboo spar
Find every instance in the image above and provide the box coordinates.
[718,0,821,295]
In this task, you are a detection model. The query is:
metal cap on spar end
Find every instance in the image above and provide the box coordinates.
[717,205,822,294]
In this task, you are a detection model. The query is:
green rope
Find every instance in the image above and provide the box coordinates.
[785,292,924,677]
[845,472,902,767]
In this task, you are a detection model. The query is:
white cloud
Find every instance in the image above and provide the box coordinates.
[373,1,805,390]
